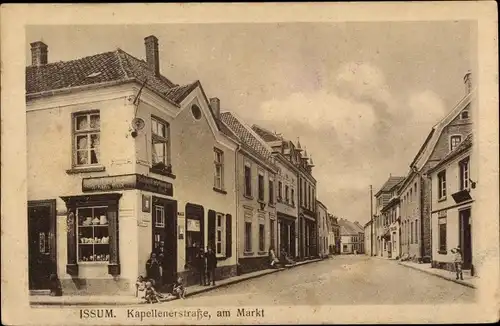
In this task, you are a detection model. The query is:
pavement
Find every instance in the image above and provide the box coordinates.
[30,258,322,306]
[398,261,478,289]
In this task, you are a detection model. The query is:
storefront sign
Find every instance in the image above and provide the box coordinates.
[82,174,173,196]
[187,218,200,232]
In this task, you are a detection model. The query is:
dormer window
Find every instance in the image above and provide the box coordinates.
[450,135,462,152]
[461,110,469,119]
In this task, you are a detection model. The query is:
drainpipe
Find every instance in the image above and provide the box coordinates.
[234,143,241,274]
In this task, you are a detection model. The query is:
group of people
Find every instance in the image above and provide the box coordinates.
[269,246,296,268]
[194,245,218,286]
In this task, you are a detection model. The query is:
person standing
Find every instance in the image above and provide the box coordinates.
[195,247,206,286]
[451,247,464,280]
[206,246,217,286]
[146,252,161,287]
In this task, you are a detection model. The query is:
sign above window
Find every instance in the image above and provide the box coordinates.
[82,174,173,196]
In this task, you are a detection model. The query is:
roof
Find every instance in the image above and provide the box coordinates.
[428,133,473,174]
[375,176,405,197]
[26,48,193,106]
[220,112,277,169]
[339,219,364,236]
[251,125,282,142]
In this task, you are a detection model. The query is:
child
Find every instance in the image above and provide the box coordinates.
[135,275,146,298]
[269,247,280,268]
[451,247,464,280]
[144,279,162,304]
[172,276,186,299]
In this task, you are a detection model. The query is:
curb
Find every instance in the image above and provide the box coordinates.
[31,258,324,306]
[398,262,476,289]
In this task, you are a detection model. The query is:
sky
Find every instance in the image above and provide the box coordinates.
[27,22,475,225]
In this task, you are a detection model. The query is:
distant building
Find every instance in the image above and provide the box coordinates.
[316,200,329,258]
[339,219,364,254]
[364,220,373,256]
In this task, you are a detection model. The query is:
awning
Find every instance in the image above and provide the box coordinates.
[451,189,472,204]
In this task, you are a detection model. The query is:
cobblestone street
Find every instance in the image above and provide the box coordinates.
[167,255,475,306]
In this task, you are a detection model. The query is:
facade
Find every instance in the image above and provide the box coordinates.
[339,219,364,254]
[26,36,239,294]
[219,113,279,275]
[316,200,329,258]
[331,216,341,254]
[353,221,365,254]
[327,214,335,255]
[429,134,478,276]
[374,176,405,258]
[364,220,373,256]
[401,72,475,263]
[251,126,299,259]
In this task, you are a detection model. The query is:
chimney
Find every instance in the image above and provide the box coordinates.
[144,35,160,76]
[464,71,472,94]
[209,97,221,119]
[30,41,48,66]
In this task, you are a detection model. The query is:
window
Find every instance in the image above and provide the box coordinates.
[460,158,470,190]
[76,206,109,262]
[278,181,283,200]
[258,172,265,201]
[291,189,295,206]
[415,219,419,244]
[74,112,100,166]
[410,221,414,244]
[343,245,348,252]
[438,170,447,199]
[259,224,265,251]
[438,216,447,252]
[450,135,462,152]
[285,185,289,204]
[269,179,274,204]
[214,148,224,190]
[151,117,170,169]
[461,111,469,119]
[244,165,252,197]
[216,213,225,256]
[154,205,165,227]
[244,222,252,252]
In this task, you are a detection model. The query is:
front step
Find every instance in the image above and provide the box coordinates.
[30,289,51,296]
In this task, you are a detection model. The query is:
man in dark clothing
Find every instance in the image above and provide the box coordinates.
[206,246,217,286]
[195,247,206,286]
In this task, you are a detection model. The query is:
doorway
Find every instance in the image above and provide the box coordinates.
[28,200,57,290]
[151,197,177,290]
[459,208,472,270]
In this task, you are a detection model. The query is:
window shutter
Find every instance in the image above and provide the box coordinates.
[208,210,216,250]
[226,214,232,258]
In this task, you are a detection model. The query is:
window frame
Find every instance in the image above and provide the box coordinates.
[151,116,171,170]
[244,163,252,198]
[438,170,447,200]
[258,171,265,202]
[214,148,225,191]
[459,157,470,191]
[244,221,252,252]
[73,111,101,168]
[215,213,226,257]
[258,223,265,252]
[154,205,165,228]
[268,178,275,205]
[450,135,462,152]
[438,216,447,253]
[76,205,110,264]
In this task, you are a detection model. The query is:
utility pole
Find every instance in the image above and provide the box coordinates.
[370,185,374,256]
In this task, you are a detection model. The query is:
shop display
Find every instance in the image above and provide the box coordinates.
[77,207,110,263]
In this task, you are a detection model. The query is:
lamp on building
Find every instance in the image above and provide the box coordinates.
[469,178,477,189]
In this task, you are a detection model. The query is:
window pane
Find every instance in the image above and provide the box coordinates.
[152,120,158,135]
[158,122,165,137]
[89,114,100,129]
[76,115,88,131]
[217,243,222,254]
[77,151,88,165]
[90,134,100,149]
[152,141,166,164]
[217,216,222,227]
[76,135,88,150]
[217,230,222,241]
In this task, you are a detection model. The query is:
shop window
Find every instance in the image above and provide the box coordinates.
[438,216,447,253]
[214,148,224,191]
[244,222,252,252]
[244,164,252,197]
[61,193,121,276]
[186,205,204,269]
[459,157,470,190]
[73,111,100,167]
[438,170,447,199]
[259,223,265,251]
[151,116,171,172]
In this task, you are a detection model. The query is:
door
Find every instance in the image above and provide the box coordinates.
[459,208,472,270]
[152,197,177,290]
[28,200,56,290]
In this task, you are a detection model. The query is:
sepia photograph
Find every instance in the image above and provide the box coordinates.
[1,2,499,325]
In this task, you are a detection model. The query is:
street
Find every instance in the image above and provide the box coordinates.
[168,256,474,306]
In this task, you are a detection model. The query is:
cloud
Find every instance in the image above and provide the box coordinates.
[239,61,448,223]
